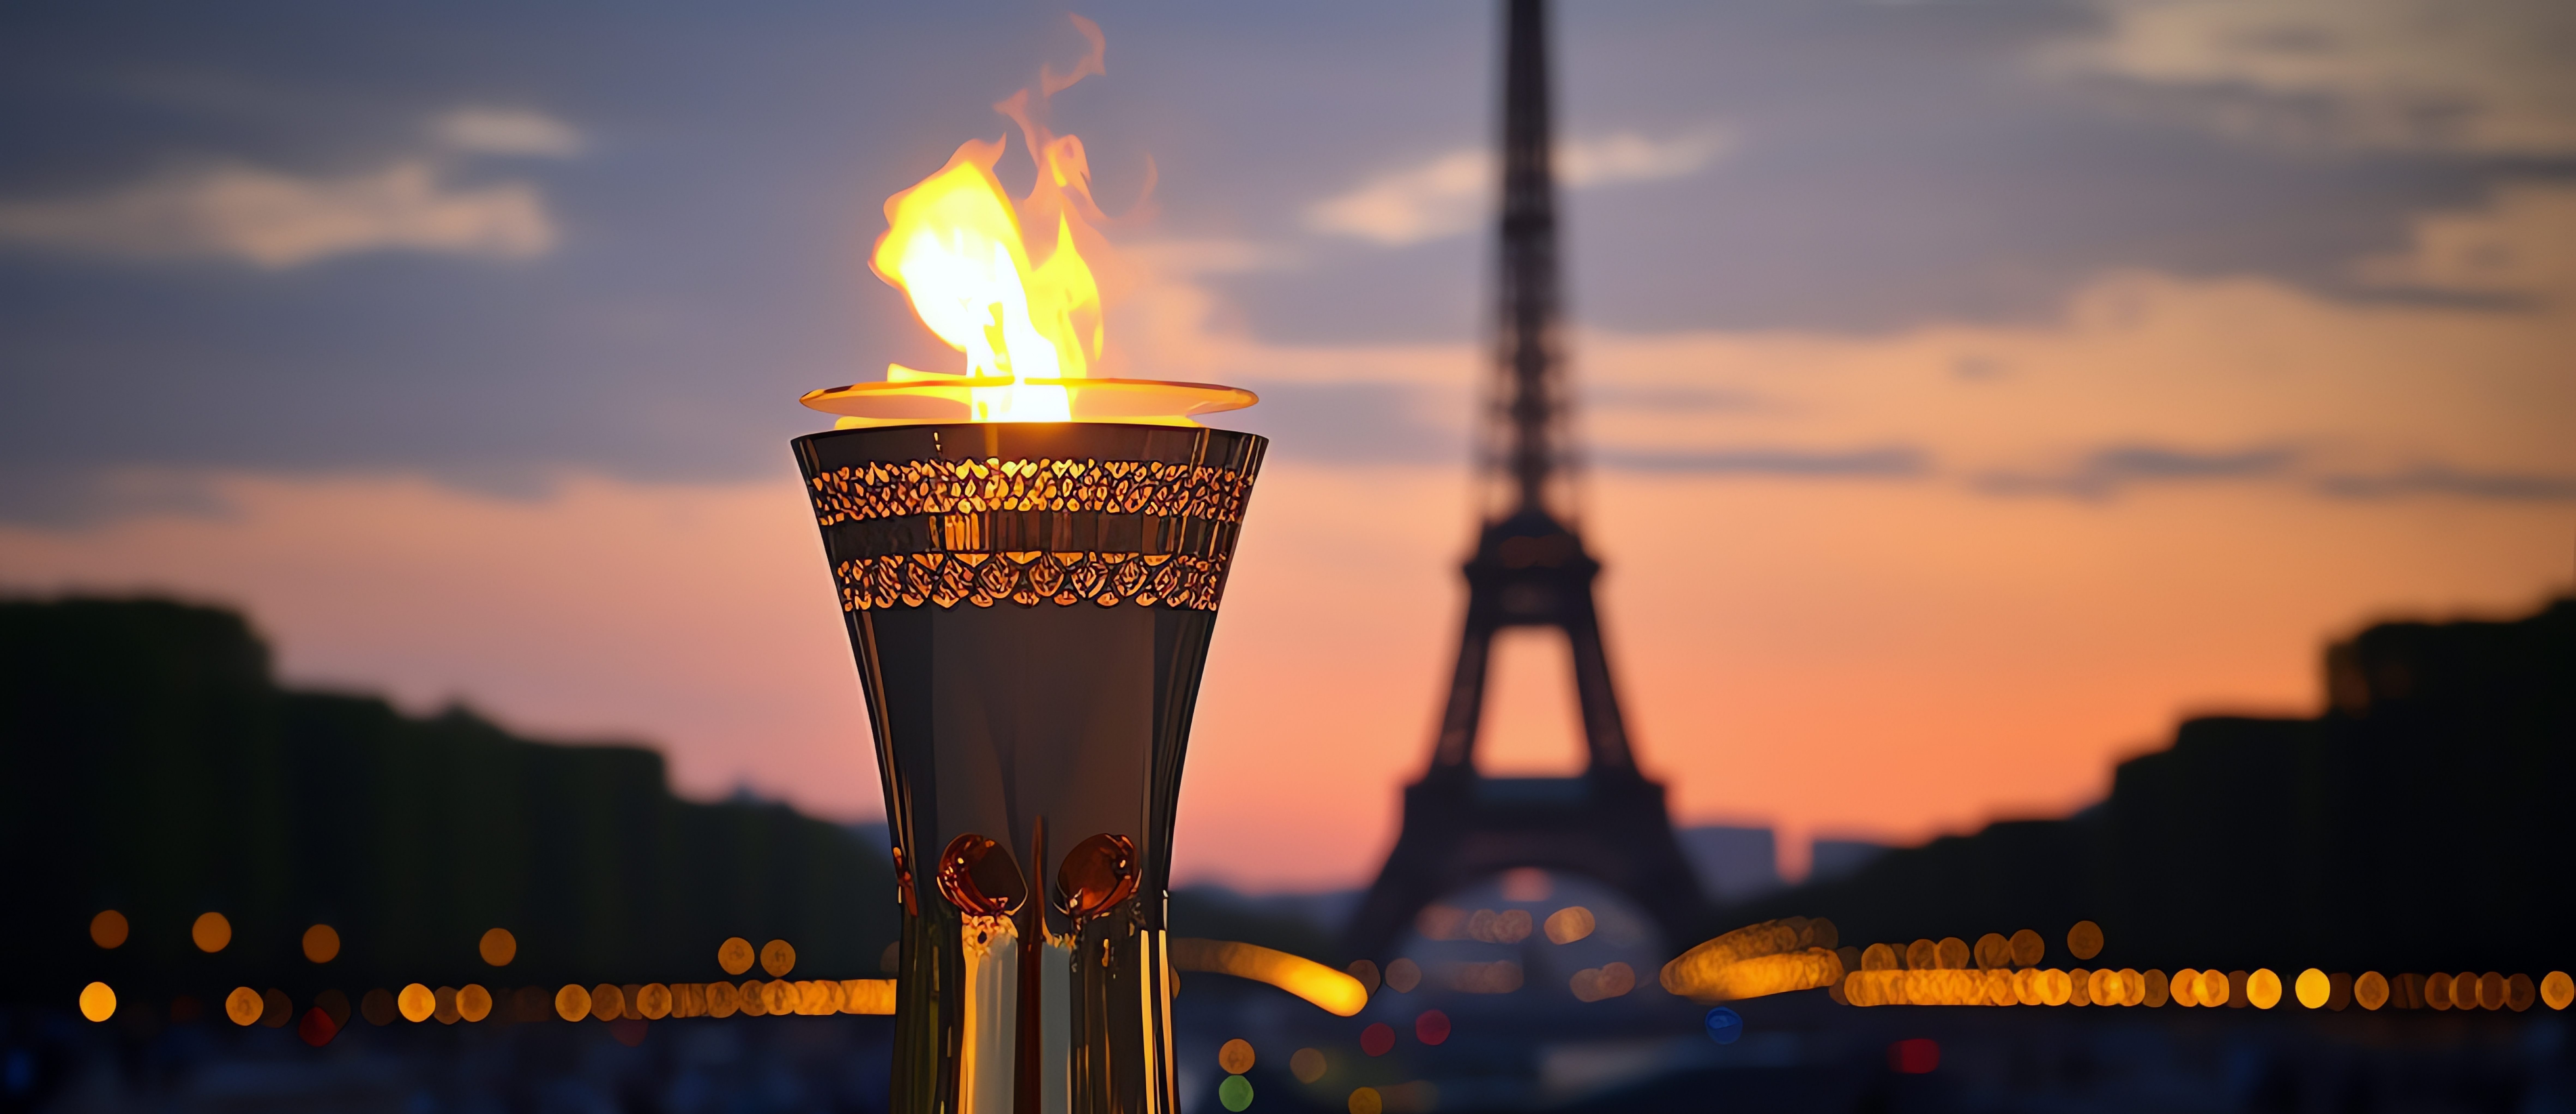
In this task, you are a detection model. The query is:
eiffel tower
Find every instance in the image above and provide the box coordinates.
[1342,0,1709,961]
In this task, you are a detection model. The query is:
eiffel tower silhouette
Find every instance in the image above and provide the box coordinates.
[1342,0,1710,961]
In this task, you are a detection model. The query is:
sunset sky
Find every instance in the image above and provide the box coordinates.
[2,1,2570,890]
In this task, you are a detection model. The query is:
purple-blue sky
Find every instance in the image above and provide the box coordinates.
[2,1,2570,888]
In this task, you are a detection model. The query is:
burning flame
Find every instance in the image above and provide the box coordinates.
[803,16,1252,426]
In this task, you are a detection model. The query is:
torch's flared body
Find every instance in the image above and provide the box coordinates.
[792,423,1264,1114]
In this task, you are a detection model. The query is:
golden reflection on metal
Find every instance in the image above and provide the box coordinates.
[1170,938,1367,1016]
[2066,920,2103,961]
[1543,907,1595,945]
[1056,832,1140,924]
[191,912,232,953]
[480,928,517,967]
[89,910,128,949]
[301,924,340,963]
[78,982,116,1022]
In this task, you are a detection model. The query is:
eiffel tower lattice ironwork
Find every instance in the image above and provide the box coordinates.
[1342,0,1710,961]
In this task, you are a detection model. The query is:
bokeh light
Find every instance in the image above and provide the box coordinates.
[761,939,796,977]
[2295,968,2329,1008]
[225,987,263,1026]
[1360,1022,1394,1057]
[1973,933,2009,970]
[1704,1007,1743,1044]
[1172,938,1368,1014]
[480,928,517,966]
[1543,906,1595,945]
[1889,1038,1939,1074]
[2008,929,2044,968]
[301,923,339,963]
[399,984,434,1023]
[1347,959,1382,993]
[2426,972,2454,1011]
[593,983,628,1021]
[297,1007,337,1047]
[1906,939,1937,970]
[2066,921,2103,961]
[361,988,397,1025]
[1348,1086,1383,1114]
[555,984,591,1022]
[458,984,492,1022]
[1862,943,1898,971]
[78,982,115,1022]
[89,910,127,949]
[2248,969,2282,1009]
[1384,958,1422,993]
[1415,1009,1450,1046]
[191,912,231,953]
[1219,1074,1254,1112]
[260,989,292,1028]
[1291,1047,1328,1084]
[718,937,755,976]
[1219,1037,1255,1073]
[2543,972,2574,1010]
[1936,937,1971,970]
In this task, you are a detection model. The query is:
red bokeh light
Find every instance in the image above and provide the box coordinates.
[1360,1022,1395,1056]
[1890,1038,1939,1074]
[1415,1010,1450,1046]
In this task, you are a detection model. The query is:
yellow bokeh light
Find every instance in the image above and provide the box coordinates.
[2066,920,2103,961]
[1936,938,1970,970]
[301,924,340,964]
[2041,969,2073,1006]
[2295,968,2329,1009]
[480,928,517,967]
[89,910,128,950]
[555,983,592,1022]
[843,979,896,1015]
[2199,969,2231,1007]
[2143,969,2170,1007]
[762,980,796,1016]
[1544,907,1596,945]
[225,986,263,1026]
[458,984,492,1022]
[398,984,435,1023]
[79,982,116,1022]
[635,983,672,1020]
[761,939,796,977]
[1974,933,2010,970]
[2355,971,2390,1010]
[1220,1038,1256,1074]
[592,983,627,1021]
[192,912,232,953]
[2542,971,2574,1011]
[718,937,755,976]
[1906,939,1937,971]
[2248,969,2282,1009]
[1171,938,1368,1015]
[2008,929,2044,968]
[1348,1086,1383,1114]
[1861,943,1898,972]
[705,980,739,1018]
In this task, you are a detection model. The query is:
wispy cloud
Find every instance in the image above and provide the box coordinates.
[1305,128,1733,246]
[2317,464,2576,501]
[1597,445,1929,478]
[1975,445,2298,500]
[2053,0,2576,155]
[0,159,557,269]
[432,108,586,158]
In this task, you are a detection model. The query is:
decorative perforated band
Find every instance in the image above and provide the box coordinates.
[807,457,1255,527]
[832,551,1227,612]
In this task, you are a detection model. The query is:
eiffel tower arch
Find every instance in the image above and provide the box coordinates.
[1342,0,1709,962]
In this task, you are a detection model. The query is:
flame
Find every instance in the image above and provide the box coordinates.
[808,16,1253,427]
[872,138,1099,422]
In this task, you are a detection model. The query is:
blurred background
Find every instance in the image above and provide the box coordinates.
[2,1,2572,1110]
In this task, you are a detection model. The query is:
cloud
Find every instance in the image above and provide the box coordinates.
[432,108,586,158]
[1304,128,1733,246]
[0,159,557,268]
[2354,182,2576,300]
[1975,445,2297,500]
[2054,0,2576,155]
[2317,464,2576,501]
[1596,445,1929,478]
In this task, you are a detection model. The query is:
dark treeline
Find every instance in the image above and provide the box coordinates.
[1,598,899,1007]
[1727,595,2576,976]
